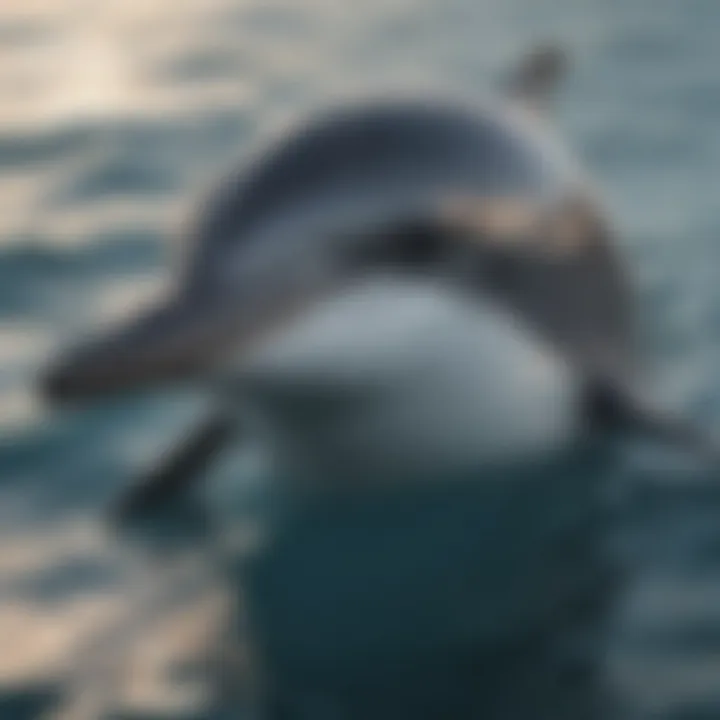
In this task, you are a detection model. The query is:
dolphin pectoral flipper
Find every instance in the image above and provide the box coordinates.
[586,380,720,465]
[111,410,237,524]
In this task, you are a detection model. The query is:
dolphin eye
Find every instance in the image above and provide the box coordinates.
[352,222,449,271]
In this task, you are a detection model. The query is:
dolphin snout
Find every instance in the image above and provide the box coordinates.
[40,297,236,404]
[40,273,349,405]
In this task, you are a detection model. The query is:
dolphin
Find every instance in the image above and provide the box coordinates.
[40,46,714,518]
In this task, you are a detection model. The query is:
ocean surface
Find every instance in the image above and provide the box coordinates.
[2,0,720,718]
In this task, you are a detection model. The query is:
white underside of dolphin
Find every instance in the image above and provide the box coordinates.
[237,276,583,485]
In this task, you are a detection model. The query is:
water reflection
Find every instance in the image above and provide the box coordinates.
[233,445,626,719]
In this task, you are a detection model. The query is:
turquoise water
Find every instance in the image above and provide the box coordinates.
[2,0,720,717]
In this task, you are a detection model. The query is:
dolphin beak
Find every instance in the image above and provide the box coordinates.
[41,294,237,404]
[41,267,346,405]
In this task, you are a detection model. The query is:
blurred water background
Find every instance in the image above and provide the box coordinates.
[2,0,720,718]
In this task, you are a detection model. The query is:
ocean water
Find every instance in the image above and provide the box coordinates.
[2,0,720,718]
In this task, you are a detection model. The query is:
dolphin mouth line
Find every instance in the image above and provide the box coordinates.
[41,277,348,405]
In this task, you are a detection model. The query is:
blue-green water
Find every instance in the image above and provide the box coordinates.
[2,0,720,718]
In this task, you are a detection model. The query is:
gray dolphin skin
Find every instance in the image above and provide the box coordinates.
[39,47,712,517]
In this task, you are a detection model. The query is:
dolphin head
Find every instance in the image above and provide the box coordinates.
[42,96,626,414]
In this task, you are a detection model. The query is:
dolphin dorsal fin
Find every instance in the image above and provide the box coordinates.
[505,44,569,114]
